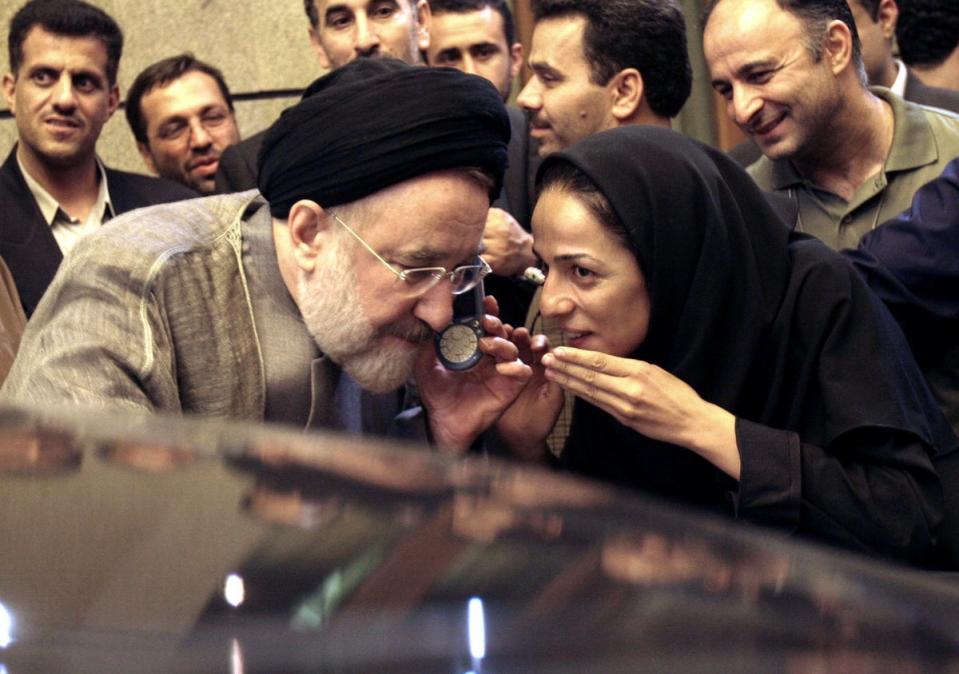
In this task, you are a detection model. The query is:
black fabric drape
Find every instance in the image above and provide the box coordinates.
[540,126,957,563]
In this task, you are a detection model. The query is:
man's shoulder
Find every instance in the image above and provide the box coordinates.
[215,131,266,193]
[85,190,263,262]
[729,139,763,168]
[223,131,266,163]
[104,167,198,213]
[892,88,959,134]
[905,70,959,115]
[745,154,776,188]
[505,104,525,127]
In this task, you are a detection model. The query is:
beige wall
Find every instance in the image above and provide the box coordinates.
[0,0,327,174]
[0,0,719,173]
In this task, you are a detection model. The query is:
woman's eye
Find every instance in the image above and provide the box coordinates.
[573,266,594,279]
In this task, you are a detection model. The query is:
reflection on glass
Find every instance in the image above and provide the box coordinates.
[224,573,245,608]
[468,597,486,660]
[0,601,12,648]
[230,637,245,674]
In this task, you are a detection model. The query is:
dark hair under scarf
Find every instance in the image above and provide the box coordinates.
[537,126,791,410]
[257,59,511,218]
[538,127,955,543]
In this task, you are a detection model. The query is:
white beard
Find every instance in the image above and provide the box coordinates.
[296,245,433,393]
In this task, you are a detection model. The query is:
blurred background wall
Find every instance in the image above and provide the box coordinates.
[0,0,731,176]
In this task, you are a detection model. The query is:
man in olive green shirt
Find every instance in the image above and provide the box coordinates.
[703,0,959,251]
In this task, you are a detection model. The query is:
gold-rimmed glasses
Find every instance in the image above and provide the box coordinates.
[330,212,491,296]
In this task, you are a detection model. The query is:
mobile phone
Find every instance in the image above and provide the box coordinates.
[434,279,485,371]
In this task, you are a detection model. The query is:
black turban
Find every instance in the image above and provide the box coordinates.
[257,58,510,218]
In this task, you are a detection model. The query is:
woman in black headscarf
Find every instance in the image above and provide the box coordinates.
[498,126,958,566]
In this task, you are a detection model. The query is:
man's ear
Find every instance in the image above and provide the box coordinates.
[286,199,335,272]
[609,68,644,121]
[415,0,431,52]
[824,19,854,75]
[1,72,16,114]
[106,83,119,118]
[877,0,899,40]
[136,142,157,175]
[508,42,523,84]
[309,27,333,70]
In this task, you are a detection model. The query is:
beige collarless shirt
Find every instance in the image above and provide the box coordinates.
[18,154,115,255]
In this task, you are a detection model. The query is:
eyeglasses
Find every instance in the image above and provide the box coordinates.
[330,212,491,296]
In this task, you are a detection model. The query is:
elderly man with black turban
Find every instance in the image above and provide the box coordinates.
[2,59,532,451]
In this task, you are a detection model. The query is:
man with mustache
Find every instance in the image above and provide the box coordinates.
[516,0,692,158]
[125,54,241,196]
[0,0,196,318]
[214,0,430,193]
[703,0,959,252]
[3,59,532,453]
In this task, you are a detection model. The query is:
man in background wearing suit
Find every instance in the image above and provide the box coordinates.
[852,0,959,110]
[125,53,241,196]
[896,0,959,93]
[0,0,195,317]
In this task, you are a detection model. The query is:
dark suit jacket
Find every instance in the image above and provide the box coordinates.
[904,68,959,113]
[214,129,264,194]
[0,147,197,317]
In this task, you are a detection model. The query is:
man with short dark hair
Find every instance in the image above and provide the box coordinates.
[215,0,431,193]
[517,0,692,157]
[0,0,195,317]
[427,0,520,100]
[703,0,959,250]
[896,0,959,92]
[4,59,531,453]
[126,54,241,195]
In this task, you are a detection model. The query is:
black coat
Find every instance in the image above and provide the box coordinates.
[0,148,197,316]
[543,127,958,567]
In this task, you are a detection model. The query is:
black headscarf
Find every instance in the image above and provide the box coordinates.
[258,59,510,218]
[541,126,955,509]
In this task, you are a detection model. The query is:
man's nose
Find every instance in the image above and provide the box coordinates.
[412,280,455,333]
[517,77,541,111]
[354,15,381,54]
[51,74,77,111]
[461,53,478,76]
[731,85,762,129]
[188,118,213,150]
